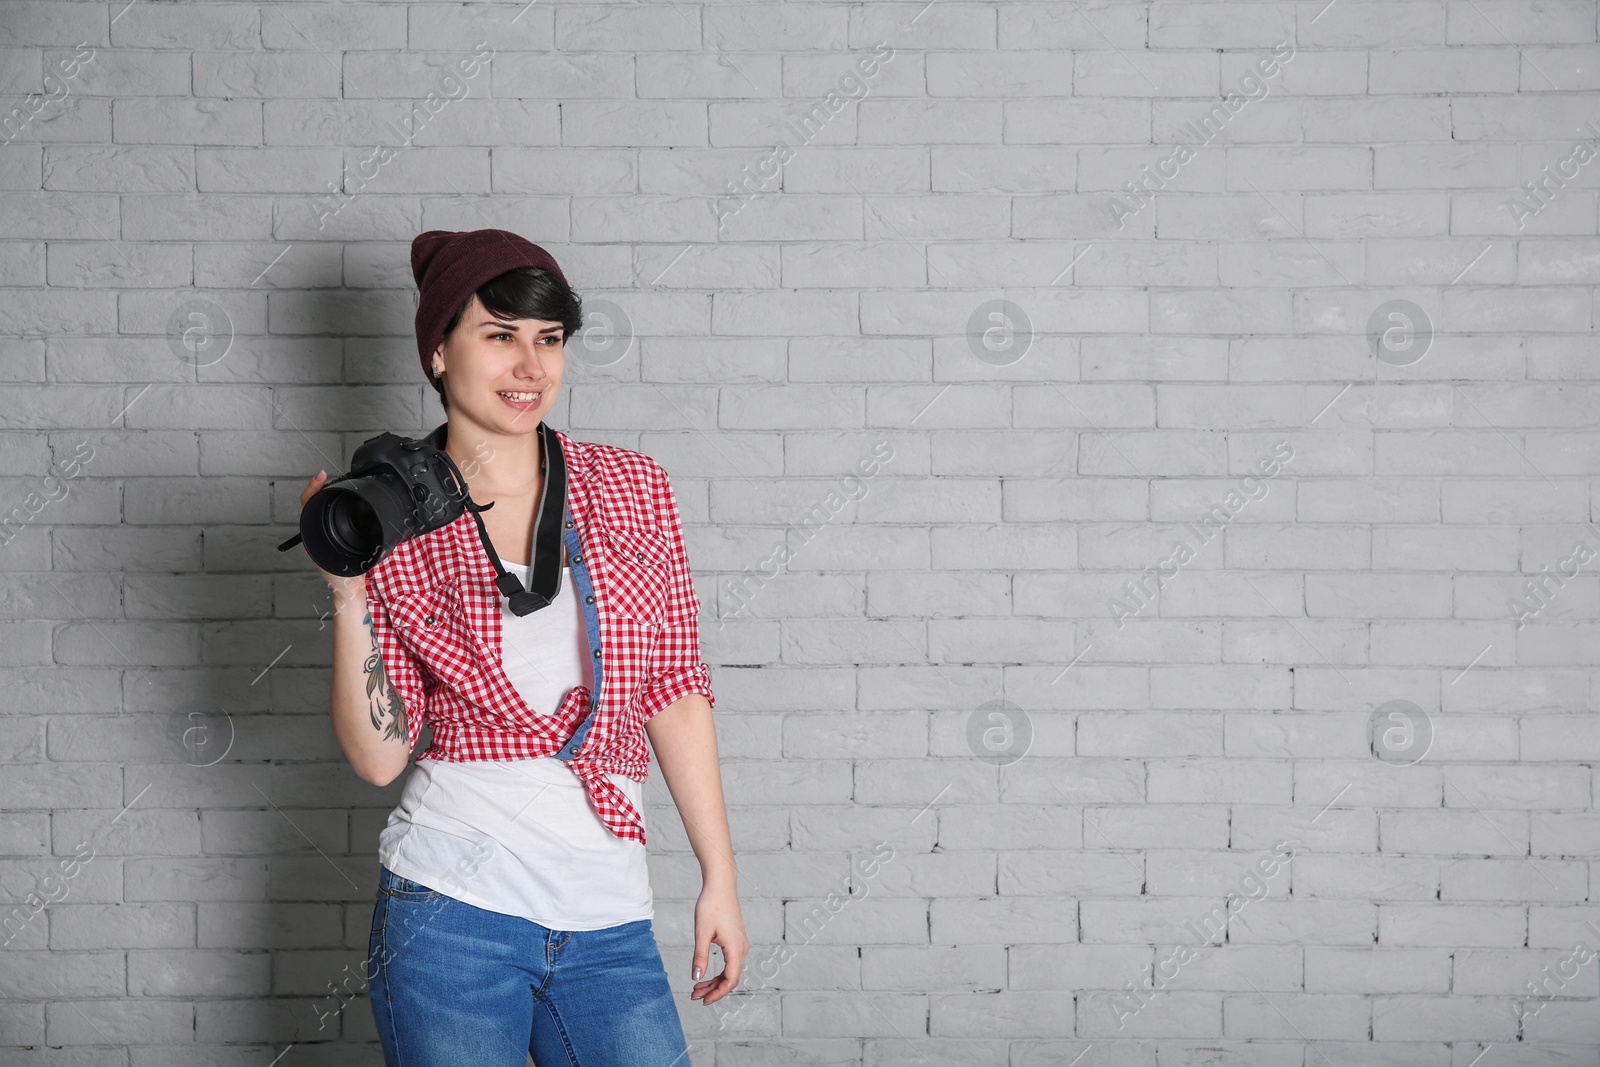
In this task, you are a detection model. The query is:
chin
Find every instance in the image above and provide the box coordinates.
[502,418,542,435]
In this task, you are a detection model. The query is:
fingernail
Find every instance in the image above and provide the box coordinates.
[693,966,703,980]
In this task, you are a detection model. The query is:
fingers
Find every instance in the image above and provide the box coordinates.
[299,469,328,508]
[723,937,747,994]
[296,471,365,593]
[689,967,730,1003]
[691,929,712,983]
[692,974,732,1004]
[689,930,747,1005]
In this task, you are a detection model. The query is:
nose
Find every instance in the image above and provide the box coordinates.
[514,340,549,381]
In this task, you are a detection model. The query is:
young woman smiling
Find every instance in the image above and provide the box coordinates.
[299,229,746,1067]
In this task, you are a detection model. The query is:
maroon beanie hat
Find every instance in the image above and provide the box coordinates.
[410,228,569,385]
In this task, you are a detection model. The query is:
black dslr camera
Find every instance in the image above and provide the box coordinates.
[279,421,568,617]
[278,430,469,577]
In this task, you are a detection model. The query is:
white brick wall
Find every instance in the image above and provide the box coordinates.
[0,0,1597,1063]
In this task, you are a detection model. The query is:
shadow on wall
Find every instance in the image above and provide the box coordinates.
[209,292,442,1054]
[26,285,459,1055]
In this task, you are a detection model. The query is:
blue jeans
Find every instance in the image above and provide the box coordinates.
[367,865,691,1067]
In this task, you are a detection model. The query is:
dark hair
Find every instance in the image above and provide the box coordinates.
[432,266,583,411]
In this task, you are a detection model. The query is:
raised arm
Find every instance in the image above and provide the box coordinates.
[301,470,422,787]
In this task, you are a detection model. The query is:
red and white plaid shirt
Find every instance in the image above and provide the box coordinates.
[363,427,714,845]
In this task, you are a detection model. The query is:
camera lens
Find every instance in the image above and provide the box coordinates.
[299,475,410,577]
[325,493,383,559]
[288,432,469,577]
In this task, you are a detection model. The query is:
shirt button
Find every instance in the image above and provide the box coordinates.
[593,648,600,658]
[585,595,594,604]
[574,555,582,564]
[565,521,573,528]
[424,615,437,627]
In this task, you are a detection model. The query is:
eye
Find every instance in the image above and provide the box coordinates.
[539,334,563,346]
[490,331,513,341]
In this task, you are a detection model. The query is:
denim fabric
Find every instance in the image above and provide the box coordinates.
[554,502,602,761]
[367,865,691,1067]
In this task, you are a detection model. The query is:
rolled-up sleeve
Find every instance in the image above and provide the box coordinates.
[634,461,715,722]
[365,582,429,753]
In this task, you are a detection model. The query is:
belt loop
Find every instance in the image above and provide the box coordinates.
[546,926,570,963]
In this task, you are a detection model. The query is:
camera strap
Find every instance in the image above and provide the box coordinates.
[424,420,566,618]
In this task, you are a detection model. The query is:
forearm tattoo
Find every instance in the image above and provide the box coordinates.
[361,611,409,743]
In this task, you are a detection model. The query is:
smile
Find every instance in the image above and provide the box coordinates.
[498,391,542,403]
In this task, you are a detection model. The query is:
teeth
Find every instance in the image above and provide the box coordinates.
[498,391,541,402]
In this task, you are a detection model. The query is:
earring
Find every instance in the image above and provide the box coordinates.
[432,365,442,378]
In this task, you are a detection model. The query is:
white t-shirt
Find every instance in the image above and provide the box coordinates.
[376,558,654,931]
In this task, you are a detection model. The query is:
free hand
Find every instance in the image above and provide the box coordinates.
[689,880,748,1006]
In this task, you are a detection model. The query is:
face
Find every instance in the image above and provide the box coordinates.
[432,294,565,436]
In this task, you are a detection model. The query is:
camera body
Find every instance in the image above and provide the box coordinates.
[282,420,567,617]
[290,430,470,577]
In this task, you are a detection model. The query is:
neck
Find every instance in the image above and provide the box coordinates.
[442,415,544,499]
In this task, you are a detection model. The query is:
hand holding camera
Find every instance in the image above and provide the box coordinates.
[281,430,473,578]
[298,470,368,603]
[281,423,566,618]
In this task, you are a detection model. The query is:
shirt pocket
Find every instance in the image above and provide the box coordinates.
[598,515,670,626]
[382,579,482,690]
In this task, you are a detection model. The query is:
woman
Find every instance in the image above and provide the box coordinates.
[298,228,747,1066]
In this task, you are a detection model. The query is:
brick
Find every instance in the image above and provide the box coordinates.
[5,6,1600,1060]
[128,948,270,997]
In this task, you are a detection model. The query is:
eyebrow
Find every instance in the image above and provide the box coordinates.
[477,321,563,334]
